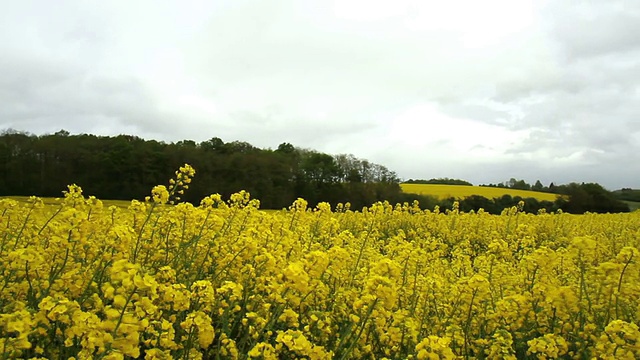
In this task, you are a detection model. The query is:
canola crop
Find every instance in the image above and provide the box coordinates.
[400,184,559,202]
[1,165,640,359]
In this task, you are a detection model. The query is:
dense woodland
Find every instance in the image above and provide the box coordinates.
[0,130,405,209]
[0,130,632,213]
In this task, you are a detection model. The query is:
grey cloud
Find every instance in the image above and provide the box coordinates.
[468,2,640,177]
[494,52,640,102]
[0,54,173,137]
[436,103,513,126]
[489,2,640,113]
[225,110,380,150]
[544,2,640,59]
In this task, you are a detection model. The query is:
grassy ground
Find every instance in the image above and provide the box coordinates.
[400,184,560,202]
[623,200,640,211]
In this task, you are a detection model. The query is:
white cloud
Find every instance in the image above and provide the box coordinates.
[1,0,639,189]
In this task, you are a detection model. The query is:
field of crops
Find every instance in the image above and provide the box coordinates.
[2,165,640,359]
[400,184,559,202]
[0,196,132,209]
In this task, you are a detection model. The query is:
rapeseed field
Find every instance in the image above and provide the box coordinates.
[1,165,639,359]
[401,184,559,202]
[0,196,132,209]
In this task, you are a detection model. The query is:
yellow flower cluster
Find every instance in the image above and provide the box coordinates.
[1,165,640,359]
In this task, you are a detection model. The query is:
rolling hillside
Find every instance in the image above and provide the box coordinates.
[623,201,640,211]
[400,184,560,202]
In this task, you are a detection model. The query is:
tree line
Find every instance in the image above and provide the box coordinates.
[403,178,473,186]
[440,186,630,215]
[479,177,632,213]
[613,188,640,202]
[0,130,404,209]
[482,178,553,191]
[0,130,631,213]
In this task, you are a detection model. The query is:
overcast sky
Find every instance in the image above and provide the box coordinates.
[1,1,639,189]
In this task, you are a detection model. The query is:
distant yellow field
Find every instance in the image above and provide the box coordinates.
[400,184,560,202]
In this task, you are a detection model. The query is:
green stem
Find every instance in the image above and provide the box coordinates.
[133,202,157,262]
[113,286,137,335]
[615,252,633,319]
[338,298,379,360]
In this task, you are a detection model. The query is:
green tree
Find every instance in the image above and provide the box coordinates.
[532,180,544,191]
